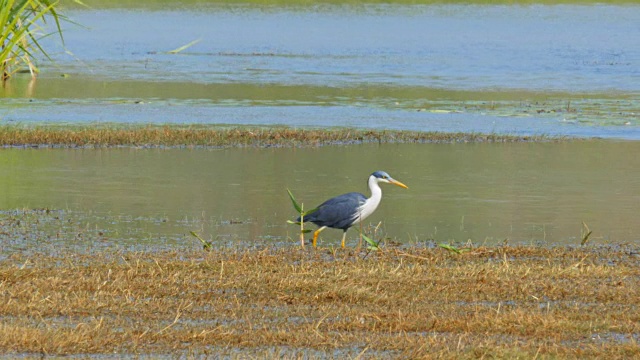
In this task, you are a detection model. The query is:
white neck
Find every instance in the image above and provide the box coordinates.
[367,175,383,205]
[354,176,383,224]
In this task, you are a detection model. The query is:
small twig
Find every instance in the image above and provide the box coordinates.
[397,251,431,261]
[156,301,192,335]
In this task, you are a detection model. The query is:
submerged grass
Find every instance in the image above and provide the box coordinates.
[0,125,555,148]
[1,245,638,358]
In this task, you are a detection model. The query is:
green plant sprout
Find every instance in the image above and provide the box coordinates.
[438,242,471,254]
[286,188,317,248]
[358,221,385,253]
[361,232,381,252]
[189,231,212,251]
[580,222,592,246]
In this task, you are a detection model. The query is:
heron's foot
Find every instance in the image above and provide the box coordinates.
[312,227,327,248]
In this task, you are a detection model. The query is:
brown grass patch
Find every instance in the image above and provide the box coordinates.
[1,245,638,358]
[0,125,552,148]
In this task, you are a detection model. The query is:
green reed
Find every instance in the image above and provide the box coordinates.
[0,0,76,81]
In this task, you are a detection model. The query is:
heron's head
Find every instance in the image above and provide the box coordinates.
[370,171,408,189]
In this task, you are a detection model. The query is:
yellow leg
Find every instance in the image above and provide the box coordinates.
[312,226,327,248]
[341,231,347,248]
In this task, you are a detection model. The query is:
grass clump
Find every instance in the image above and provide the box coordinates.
[0,125,554,148]
[1,245,638,358]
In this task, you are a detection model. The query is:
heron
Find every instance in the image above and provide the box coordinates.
[298,170,408,248]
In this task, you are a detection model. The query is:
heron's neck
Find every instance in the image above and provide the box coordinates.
[367,176,382,203]
[353,176,382,223]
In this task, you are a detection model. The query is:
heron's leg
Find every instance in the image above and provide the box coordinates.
[341,231,347,248]
[312,226,327,248]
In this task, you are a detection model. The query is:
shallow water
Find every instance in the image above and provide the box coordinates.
[1,3,639,138]
[1,142,638,252]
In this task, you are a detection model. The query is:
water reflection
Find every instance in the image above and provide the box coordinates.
[0,141,638,252]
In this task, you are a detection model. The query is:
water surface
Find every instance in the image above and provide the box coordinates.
[1,142,638,253]
[1,3,639,137]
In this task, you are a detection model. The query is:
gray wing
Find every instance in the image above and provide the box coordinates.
[305,192,366,230]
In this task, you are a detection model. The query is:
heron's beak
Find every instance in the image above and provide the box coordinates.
[389,179,408,189]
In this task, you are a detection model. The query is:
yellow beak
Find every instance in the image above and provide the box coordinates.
[390,179,408,189]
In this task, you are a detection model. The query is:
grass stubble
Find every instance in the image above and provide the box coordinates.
[1,245,638,359]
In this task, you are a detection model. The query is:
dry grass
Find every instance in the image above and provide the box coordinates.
[1,245,638,358]
[0,125,551,148]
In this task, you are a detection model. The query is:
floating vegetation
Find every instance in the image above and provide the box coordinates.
[0,125,559,148]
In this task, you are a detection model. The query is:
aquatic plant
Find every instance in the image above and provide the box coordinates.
[0,0,75,80]
[189,230,212,251]
[438,242,471,254]
[581,221,593,246]
[358,221,386,253]
[286,188,317,248]
[361,232,379,252]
